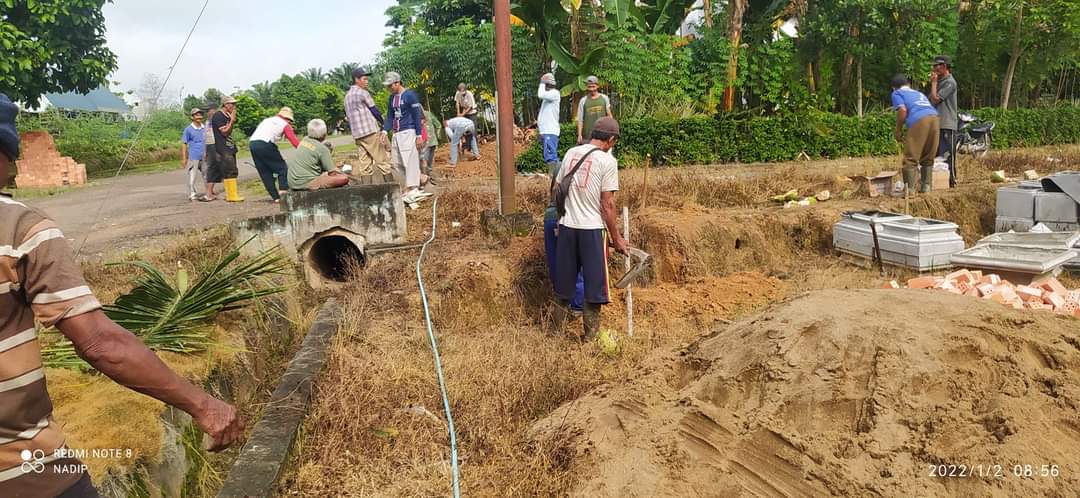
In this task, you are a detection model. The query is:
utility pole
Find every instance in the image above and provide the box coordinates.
[493,0,516,214]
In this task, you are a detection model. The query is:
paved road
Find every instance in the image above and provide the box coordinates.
[25,135,354,258]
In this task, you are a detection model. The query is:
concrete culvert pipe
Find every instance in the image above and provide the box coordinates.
[301,228,366,288]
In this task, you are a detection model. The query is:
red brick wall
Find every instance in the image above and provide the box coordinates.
[15,131,88,188]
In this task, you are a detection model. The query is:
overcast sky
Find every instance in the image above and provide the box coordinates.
[103,0,396,100]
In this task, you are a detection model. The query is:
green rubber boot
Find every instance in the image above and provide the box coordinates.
[902,167,917,194]
[583,303,602,342]
[919,165,933,193]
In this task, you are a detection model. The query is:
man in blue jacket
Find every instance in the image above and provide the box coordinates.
[382,71,431,205]
[891,74,940,194]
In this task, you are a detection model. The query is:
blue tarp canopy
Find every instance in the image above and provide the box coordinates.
[43,86,130,114]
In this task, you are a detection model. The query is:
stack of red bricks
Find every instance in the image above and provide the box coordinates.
[883,270,1080,317]
[15,131,88,188]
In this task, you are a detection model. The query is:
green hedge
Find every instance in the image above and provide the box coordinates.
[518,106,1080,172]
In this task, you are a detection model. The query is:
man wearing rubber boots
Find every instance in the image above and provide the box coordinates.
[891,74,940,194]
[551,117,629,341]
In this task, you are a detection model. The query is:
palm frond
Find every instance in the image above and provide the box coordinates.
[42,242,289,371]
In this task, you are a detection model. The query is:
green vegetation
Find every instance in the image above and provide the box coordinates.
[41,242,288,371]
[518,105,1080,171]
[0,0,116,106]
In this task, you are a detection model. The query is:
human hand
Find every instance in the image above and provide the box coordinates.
[379,132,388,145]
[192,396,244,452]
[416,137,425,150]
[611,236,629,255]
[894,131,903,143]
[929,71,938,83]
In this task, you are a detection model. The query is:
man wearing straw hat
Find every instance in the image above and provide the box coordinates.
[249,106,301,203]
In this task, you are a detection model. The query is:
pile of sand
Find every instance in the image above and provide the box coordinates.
[531,289,1080,497]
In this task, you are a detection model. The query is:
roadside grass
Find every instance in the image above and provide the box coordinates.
[7,184,91,200]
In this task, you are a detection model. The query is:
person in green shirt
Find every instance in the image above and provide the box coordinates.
[421,107,440,180]
[575,75,613,145]
[288,119,349,191]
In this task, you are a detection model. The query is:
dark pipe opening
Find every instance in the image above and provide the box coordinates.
[308,235,365,282]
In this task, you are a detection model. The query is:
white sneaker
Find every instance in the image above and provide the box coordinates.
[402,190,422,204]
[414,191,434,198]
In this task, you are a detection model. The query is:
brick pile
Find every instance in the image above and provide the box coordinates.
[15,131,88,188]
[883,270,1080,317]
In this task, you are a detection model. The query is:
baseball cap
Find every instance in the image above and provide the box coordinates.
[592,117,620,138]
[585,75,599,85]
[352,66,372,79]
[383,71,402,86]
[890,74,909,88]
[932,55,952,67]
[0,94,19,161]
[221,96,238,106]
[190,107,203,116]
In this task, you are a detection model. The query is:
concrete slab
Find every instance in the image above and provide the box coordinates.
[995,216,1036,233]
[1034,191,1079,223]
[977,232,1080,249]
[951,244,1078,275]
[996,187,1039,219]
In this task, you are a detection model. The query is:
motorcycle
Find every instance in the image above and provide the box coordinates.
[956,112,995,158]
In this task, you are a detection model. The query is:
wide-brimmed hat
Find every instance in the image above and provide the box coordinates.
[190,107,203,116]
[221,95,238,106]
[278,106,294,121]
[383,71,402,86]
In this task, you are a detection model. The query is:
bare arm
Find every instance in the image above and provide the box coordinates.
[181,143,189,165]
[929,76,941,105]
[219,112,236,136]
[600,191,628,254]
[57,310,244,451]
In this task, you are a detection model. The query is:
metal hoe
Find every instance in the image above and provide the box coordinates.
[614,247,653,289]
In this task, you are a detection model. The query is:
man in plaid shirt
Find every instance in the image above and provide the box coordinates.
[345,67,391,177]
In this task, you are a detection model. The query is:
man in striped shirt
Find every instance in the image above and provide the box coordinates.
[0,94,243,498]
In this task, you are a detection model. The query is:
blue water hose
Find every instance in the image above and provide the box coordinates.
[415,197,462,497]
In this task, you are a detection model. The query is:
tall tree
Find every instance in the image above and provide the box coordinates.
[301,67,327,83]
[722,0,747,112]
[0,0,117,106]
[328,63,361,91]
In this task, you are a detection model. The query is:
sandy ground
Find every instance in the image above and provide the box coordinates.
[530,289,1080,497]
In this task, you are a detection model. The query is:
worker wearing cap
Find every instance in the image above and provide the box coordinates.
[181,107,208,201]
[551,117,629,341]
[0,93,244,498]
[537,73,561,171]
[891,74,940,194]
[575,76,613,145]
[345,67,391,178]
[383,71,431,205]
[249,107,301,203]
[455,83,478,126]
[929,55,958,188]
[211,96,243,201]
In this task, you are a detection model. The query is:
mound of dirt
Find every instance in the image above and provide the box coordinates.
[531,289,1080,497]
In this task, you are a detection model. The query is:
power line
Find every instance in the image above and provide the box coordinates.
[75,0,211,257]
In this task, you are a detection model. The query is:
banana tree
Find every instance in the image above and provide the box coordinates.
[511,0,605,94]
[603,0,698,34]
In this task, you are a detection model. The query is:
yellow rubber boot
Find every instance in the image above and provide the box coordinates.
[223,178,244,202]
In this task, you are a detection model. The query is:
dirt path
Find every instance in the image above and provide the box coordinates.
[23,135,354,258]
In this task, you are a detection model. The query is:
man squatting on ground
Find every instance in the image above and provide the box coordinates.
[212,96,244,202]
[181,107,207,201]
[345,67,392,178]
[0,94,243,498]
[929,55,958,188]
[576,75,613,146]
[443,116,480,167]
[249,107,300,203]
[891,74,940,194]
[551,117,629,340]
[383,71,432,205]
[537,72,585,313]
[288,119,349,191]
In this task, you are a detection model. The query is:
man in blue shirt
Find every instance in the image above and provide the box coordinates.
[891,74,940,194]
[181,107,208,201]
[382,71,431,205]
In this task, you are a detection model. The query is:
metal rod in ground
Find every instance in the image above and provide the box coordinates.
[623,206,633,337]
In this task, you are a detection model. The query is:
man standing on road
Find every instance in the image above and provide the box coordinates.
[181,108,208,201]
[443,116,480,167]
[575,76,613,145]
[537,73,561,172]
[891,74,940,194]
[929,55,958,188]
[0,93,244,498]
[203,105,221,201]
[551,117,628,341]
[212,96,243,202]
[383,72,431,205]
[345,67,391,179]
[455,83,478,126]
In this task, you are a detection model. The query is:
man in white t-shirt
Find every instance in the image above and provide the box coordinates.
[551,117,628,341]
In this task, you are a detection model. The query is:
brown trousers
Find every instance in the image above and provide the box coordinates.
[902,115,940,192]
[354,133,392,176]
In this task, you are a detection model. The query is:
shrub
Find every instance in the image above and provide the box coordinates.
[517,106,1080,172]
